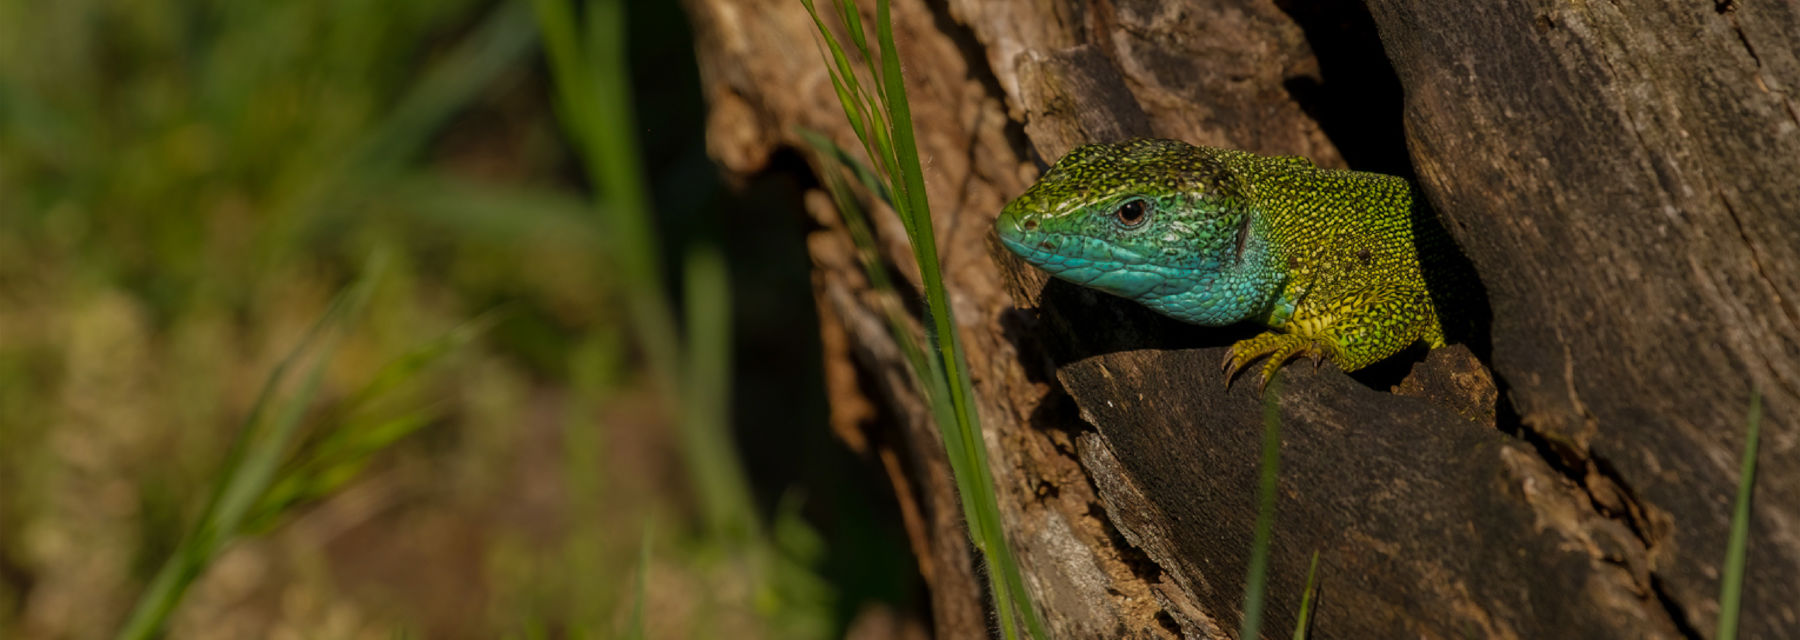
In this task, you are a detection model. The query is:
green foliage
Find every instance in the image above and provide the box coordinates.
[1240,381,1285,640]
[1292,551,1321,640]
[112,261,496,640]
[2,0,894,635]
[534,0,836,636]
[248,311,502,532]
[797,2,1047,637]
[798,128,932,384]
[532,0,753,542]
[14,3,557,634]
[1716,390,1762,640]
[623,529,650,640]
[0,0,539,300]
[117,258,379,640]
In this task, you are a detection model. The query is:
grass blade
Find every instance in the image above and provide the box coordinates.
[799,0,890,183]
[247,412,433,534]
[801,2,1047,636]
[1716,390,1762,640]
[340,309,505,413]
[115,258,383,640]
[1291,551,1320,640]
[800,131,932,382]
[533,0,681,397]
[246,310,501,532]
[535,0,756,545]
[621,524,650,640]
[872,0,930,240]
[1241,380,1284,640]
[680,245,755,539]
[536,4,842,636]
[298,2,540,236]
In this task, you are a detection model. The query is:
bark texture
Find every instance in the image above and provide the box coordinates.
[1364,2,1800,636]
[682,0,1797,637]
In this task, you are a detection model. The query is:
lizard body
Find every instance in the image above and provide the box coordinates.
[996,138,1464,388]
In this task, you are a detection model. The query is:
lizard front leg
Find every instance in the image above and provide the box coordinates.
[1222,282,1444,389]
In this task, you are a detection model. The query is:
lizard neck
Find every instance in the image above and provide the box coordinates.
[1135,206,1288,326]
[1240,162,1423,331]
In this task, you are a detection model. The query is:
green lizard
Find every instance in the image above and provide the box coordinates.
[996,138,1467,389]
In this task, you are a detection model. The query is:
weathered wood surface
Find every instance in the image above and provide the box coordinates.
[682,0,1797,636]
[1366,1,1800,637]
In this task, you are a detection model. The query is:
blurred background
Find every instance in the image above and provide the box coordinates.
[0,0,924,637]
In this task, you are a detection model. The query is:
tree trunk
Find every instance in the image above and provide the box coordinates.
[682,0,1798,637]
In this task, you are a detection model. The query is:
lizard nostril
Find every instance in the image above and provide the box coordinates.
[1022,219,1038,231]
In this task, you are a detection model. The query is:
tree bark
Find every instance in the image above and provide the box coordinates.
[1364,2,1800,637]
[682,0,1797,637]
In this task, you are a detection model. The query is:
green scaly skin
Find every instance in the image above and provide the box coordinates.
[996,138,1452,389]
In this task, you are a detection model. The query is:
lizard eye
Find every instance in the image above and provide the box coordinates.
[1113,199,1149,229]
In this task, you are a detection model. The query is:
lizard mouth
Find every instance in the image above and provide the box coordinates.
[996,212,1154,278]
[1001,231,1146,270]
[995,230,1043,259]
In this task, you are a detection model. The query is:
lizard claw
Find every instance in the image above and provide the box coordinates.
[1224,334,1296,390]
[1257,368,1278,395]
[1222,344,1269,389]
[1256,343,1301,391]
[1222,349,1249,389]
[1226,332,1338,392]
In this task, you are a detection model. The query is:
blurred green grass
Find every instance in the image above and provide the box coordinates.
[0,0,918,637]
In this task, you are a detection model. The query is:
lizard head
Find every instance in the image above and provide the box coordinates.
[995,138,1270,323]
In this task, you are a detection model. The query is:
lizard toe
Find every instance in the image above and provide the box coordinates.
[1226,332,1309,390]
[1256,342,1305,392]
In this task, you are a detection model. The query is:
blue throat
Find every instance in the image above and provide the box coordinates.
[1000,222,1286,327]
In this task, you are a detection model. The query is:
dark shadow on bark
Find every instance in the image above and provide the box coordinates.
[1272,0,1412,177]
[1412,199,1495,366]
